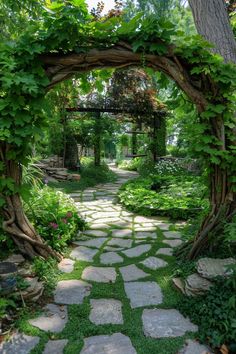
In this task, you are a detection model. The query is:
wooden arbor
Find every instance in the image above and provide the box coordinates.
[66,105,167,164]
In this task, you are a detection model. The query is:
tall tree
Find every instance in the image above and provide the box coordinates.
[189,0,236,63]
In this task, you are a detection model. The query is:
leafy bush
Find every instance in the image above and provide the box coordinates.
[33,257,59,294]
[118,175,208,219]
[224,215,236,250]
[24,186,86,251]
[178,271,236,350]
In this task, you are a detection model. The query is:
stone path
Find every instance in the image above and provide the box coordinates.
[0,167,210,354]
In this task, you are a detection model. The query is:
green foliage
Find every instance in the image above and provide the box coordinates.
[0,297,16,319]
[32,257,59,294]
[24,186,86,251]
[178,272,236,349]
[223,214,236,252]
[118,159,208,219]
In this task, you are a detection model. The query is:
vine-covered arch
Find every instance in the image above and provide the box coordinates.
[1,6,236,260]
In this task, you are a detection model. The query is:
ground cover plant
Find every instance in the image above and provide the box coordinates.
[118,159,208,219]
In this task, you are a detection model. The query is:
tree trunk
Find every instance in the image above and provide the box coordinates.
[0,143,61,260]
[188,0,236,64]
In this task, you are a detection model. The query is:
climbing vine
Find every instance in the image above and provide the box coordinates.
[0,0,236,258]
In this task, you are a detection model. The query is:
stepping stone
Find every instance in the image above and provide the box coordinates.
[157,223,170,231]
[122,244,151,258]
[43,340,68,354]
[70,246,98,262]
[80,333,137,354]
[58,258,75,273]
[185,273,213,296]
[179,339,213,354]
[54,280,92,305]
[74,237,106,249]
[83,230,108,237]
[112,229,133,238]
[134,226,156,232]
[104,246,124,251]
[29,304,68,333]
[0,333,40,354]
[100,252,124,265]
[163,231,182,239]
[90,223,109,230]
[108,238,132,248]
[140,257,168,270]
[120,265,149,281]
[156,248,173,256]
[82,266,117,283]
[197,257,236,279]
[142,309,198,338]
[124,281,163,308]
[135,232,157,239]
[163,239,183,248]
[89,299,123,325]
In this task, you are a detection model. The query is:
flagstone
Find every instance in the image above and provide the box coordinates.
[43,340,68,354]
[0,333,40,354]
[122,244,151,258]
[142,309,198,338]
[82,266,117,283]
[124,281,163,308]
[29,303,68,333]
[80,333,137,354]
[163,239,183,248]
[135,231,157,239]
[120,264,149,281]
[73,237,107,249]
[54,280,92,305]
[58,258,75,273]
[70,246,98,262]
[112,229,133,238]
[163,231,182,239]
[100,252,124,265]
[140,257,168,270]
[108,238,132,248]
[83,230,108,237]
[156,248,174,256]
[89,299,123,325]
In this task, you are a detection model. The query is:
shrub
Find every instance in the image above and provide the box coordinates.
[33,257,59,294]
[24,186,86,251]
[178,270,236,350]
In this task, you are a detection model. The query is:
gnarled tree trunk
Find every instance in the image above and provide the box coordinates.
[0,142,61,260]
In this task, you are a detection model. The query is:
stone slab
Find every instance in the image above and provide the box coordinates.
[73,237,107,249]
[185,273,213,295]
[83,230,108,237]
[140,257,168,270]
[108,238,132,248]
[197,257,236,279]
[124,281,163,308]
[156,223,170,231]
[82,266,117,283]
[80,333,137,354]
[89,299,123,325]
[54,280,92,305]
[29,303,68,333]
[43,340,68,354]
[0,333,40,354]
[100,252,124,265]
[120,265,149,281]
[70,246,98,262]
[135,232,157,239]
[58,258,75,273]
[142,309,198,338]
[122,244,151,258]
[156,248,173,256]
[163,239,183,248]
[112,229,133,238]
[163,231,182,239]
[178,339,213,354]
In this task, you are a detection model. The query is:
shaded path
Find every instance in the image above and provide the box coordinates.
[0,167,211,354]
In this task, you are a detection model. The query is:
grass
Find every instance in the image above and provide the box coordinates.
[16,219,198,354]
[48,164,117,193]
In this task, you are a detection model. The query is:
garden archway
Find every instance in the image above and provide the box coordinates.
[1,12,235,260]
